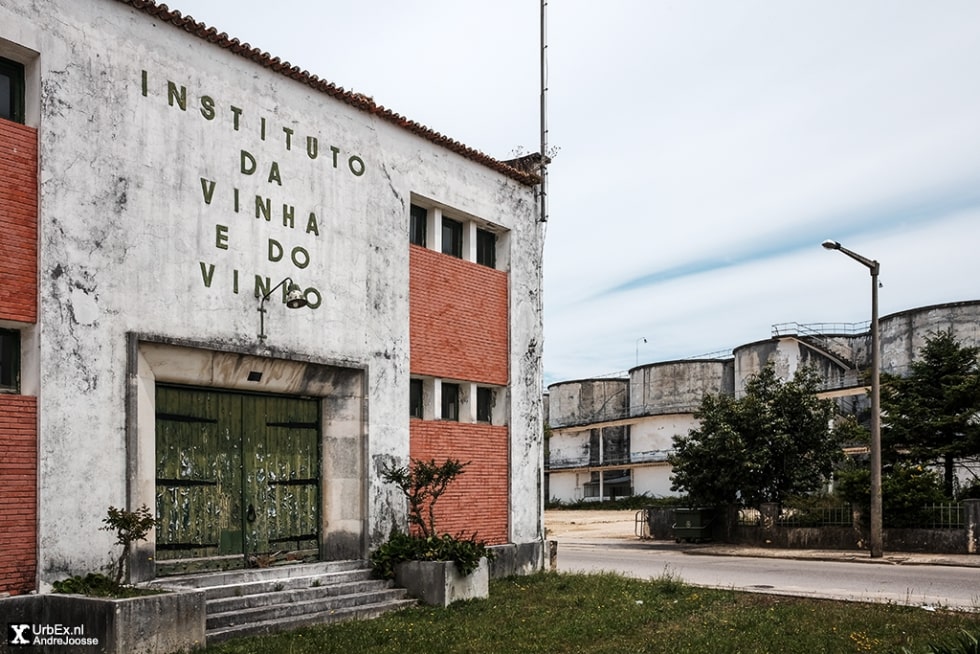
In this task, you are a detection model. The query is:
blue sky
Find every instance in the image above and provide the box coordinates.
[172,0,980,386]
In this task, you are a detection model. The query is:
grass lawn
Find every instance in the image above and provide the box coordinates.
[200,572,980,654]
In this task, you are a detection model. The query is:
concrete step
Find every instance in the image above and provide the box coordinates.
[206,598,418,643]
[147,559,416,644]
[207,578,389,613]
[189,568,375,601]
[148,560,367,591]
[206,585,411,630]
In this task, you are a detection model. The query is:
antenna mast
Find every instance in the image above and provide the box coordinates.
[539,0,549,222]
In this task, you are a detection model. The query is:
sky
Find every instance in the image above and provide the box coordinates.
[171,0,980,386]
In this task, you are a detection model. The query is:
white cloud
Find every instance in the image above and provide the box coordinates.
[174,0,980,386]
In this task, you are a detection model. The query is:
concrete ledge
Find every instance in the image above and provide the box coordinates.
[0,588,205,654]
[394,558,488,607]
[488,540,546,578]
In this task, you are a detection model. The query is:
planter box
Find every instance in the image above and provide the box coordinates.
[393,557,489,607]
[0,588,205,654]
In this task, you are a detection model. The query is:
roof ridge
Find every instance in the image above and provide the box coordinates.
[117,0,541,186]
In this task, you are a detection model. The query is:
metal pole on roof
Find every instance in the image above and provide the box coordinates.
[539,0,549,223]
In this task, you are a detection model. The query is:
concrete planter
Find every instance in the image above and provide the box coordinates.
[0,588,205,654]
[393,557,489,607]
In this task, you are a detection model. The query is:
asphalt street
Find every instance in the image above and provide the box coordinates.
[545,510,980,610]
[557,539,980,610]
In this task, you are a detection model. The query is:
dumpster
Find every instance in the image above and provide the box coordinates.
[672,507,714,542]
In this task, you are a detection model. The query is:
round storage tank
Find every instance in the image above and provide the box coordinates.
[628,359,732,417]
[546,378,628,428]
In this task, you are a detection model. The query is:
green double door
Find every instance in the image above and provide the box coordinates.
[155,386,320,571]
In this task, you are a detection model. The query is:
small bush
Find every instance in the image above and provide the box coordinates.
[370,530,494,580]
[834,462,946,527]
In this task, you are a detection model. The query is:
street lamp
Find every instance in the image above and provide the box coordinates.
[635,337,647,367]
[821,239,882,558]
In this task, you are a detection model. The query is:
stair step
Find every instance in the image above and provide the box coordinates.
[146,559,415,643]
[208,579,390,613]
[148,560,367,590]
[207,587,411,630]
[206,599,418,643]
[199,569,375,601]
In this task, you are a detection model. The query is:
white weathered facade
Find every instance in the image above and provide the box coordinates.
[0,0,545,590]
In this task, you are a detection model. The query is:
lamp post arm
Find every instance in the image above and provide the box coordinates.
[258,276,295,340]
[836,244,879,273]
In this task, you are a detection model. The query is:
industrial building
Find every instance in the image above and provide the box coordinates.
[546,300,980,503]
[0,0,546,596]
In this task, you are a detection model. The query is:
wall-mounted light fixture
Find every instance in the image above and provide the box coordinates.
[258,277,308,340]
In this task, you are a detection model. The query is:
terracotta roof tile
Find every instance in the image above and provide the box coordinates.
[116,0,541,186]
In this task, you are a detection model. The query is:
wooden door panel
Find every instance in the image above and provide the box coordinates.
[156,387,319,570]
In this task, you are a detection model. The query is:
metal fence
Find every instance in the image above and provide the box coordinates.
[778,504,853,527]
[738,503,966,529]
[920,503,966,529]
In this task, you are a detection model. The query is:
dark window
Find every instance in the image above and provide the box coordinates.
[410,204,427,247]
[0,329,19,392]
[441,217,463,258]
[476,229,496,268]
[0,57,25,124]
[477,387,493,423]
[410,379,424,418]
[441,383,459,421]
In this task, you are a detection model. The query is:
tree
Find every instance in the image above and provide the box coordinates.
[880,329,980,496]
[670,364,844,507]
[102,504,157,585]
[380,458,469,538]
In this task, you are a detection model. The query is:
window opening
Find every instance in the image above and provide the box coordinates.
[441,217,463,258]
[476,229,497,268]
[0,57,25,124]
[0,329,20,392]
[477,387,493,423]
[410,204,427,247]
[410,379,424,418]
[441,382,460,421]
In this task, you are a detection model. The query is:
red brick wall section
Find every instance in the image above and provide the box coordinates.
[0,395,37,594]
[409,421,508,545]
[0,119,38,323]
[409,245,508,385]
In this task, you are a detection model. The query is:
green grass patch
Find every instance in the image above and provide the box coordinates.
[199,572,979,654]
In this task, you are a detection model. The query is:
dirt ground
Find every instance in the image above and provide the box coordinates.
[543,509,641,540]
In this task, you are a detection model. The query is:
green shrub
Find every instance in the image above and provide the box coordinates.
[52,505,159,597]
[370,530,494,579]
[372,458,493,579]
[834,461,946,527]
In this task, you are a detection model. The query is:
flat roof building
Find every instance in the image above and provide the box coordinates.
[0,0,546,595]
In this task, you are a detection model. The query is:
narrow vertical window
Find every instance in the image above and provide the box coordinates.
[410,204,427,247]
[441,217,463,258]
[441,382,460,421]
[0,329,20,392]
[476,228,496,268]
[0,57,25,124]
[410,379,424,418]
[477,387,493,423]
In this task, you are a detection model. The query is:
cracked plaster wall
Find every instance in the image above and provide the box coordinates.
[2,0,543,584]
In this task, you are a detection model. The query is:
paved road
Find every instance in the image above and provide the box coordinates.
[557,539,980,610]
